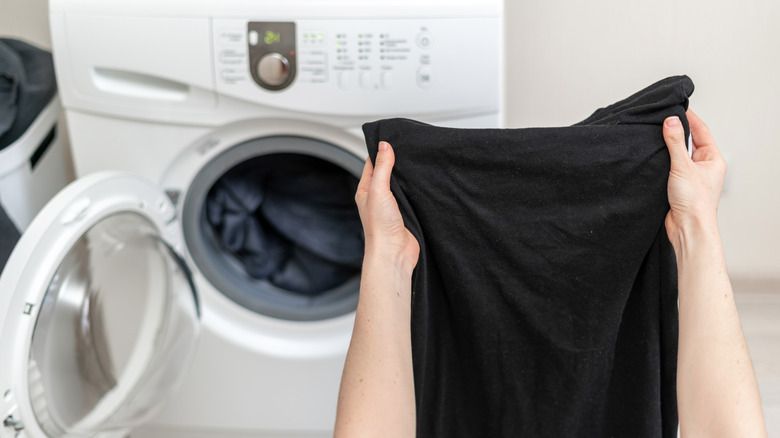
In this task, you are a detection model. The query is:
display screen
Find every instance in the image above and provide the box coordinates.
[264,30,281,45]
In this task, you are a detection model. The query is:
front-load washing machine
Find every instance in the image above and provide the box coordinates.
[0,1,503,437]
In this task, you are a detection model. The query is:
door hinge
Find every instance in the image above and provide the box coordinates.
[3,415,23,433]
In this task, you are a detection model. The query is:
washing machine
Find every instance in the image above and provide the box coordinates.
[0,1,503,437]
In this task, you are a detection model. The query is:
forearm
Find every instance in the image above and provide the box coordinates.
[334,251,416,437]
[675,219,766,437]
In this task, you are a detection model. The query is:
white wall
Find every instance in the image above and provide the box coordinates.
[1,0,778,280]
[505,0,780,280]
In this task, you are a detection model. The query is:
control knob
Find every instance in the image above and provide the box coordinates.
[256,52,290,86]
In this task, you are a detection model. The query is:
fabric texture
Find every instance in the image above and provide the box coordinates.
[205,153,363,295]
[0,38,56,150]
[362,76,693,437]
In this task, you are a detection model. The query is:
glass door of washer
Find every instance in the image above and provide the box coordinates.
[0,172,200,438]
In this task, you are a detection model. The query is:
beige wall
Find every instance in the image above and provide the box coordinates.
[0,0,51,49]
[505,0,780,280]
[2,0,778,280]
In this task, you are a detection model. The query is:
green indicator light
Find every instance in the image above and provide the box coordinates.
[303,33,308,38]
[358,34,363,38]
[336,41,341,46]
[264,30,281,45]
[318,33,324,39]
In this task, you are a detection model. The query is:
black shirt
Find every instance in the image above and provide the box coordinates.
[362,75,693,437]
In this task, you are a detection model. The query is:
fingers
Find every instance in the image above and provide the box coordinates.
[357,158,373,193]
[370,141,395,192]
[355,158,373,211]
[354,141,395,212]
[663,116,690,168]
[687,110,715,148]
[686,109,721,163]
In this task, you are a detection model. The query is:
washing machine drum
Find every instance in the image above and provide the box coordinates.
[0,173,200,438]
[183,136,365,321]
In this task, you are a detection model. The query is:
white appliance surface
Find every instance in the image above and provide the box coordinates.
[0,1,504,437]
[0,98,69,231]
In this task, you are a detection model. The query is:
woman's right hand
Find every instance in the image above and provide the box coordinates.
[664,112,768,436]
[662,109,728,253]
[355,141,420,272]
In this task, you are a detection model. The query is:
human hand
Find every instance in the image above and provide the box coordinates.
[355,141,420,272]
[662,109,727,252]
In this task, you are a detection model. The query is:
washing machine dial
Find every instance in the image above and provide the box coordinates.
[257,52,290,87]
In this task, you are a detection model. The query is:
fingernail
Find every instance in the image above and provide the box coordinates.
[665,116,680,127]
[379,141,389,152]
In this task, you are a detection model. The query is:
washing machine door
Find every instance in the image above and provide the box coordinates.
[0,172,200,438]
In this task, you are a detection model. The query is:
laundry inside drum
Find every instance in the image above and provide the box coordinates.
[201,152,364,302]
[204,153,364,295]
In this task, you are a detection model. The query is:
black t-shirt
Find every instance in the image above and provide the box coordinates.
[362,75,693,437]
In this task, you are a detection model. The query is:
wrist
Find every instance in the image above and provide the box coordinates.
[360,247,416,307]
[673,215,722,261]
[363,245,417,276]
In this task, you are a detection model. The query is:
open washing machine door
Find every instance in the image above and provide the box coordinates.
[0,172,200,438]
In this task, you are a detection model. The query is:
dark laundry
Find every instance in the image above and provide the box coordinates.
[0,38,57,149]
[362,76,693,437]
[205,153,364,295]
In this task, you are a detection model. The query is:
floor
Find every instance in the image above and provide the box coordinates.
[733,282,780,436]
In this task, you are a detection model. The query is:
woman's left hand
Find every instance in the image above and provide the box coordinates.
[355,141,420,272]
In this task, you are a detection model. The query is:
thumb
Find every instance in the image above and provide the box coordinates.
[371,141,395,191]
[663,116,690,169]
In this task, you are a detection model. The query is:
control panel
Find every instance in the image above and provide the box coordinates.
[214,17,500,116]
[50,8,502,128]
[248,22,296,91]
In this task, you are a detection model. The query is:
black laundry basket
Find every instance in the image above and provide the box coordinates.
[0,38,60,270]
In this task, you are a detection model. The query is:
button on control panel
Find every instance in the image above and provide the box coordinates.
[416,33,432,48]
[248,22,296,91]
[416,67,432,89]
